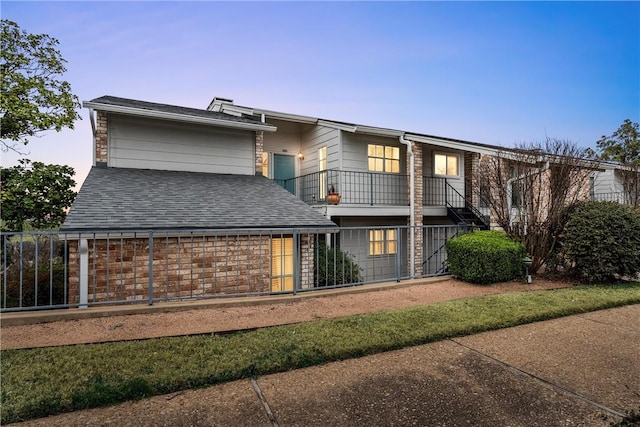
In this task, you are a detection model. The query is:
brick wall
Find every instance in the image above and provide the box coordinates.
[410,142,424,276]
[255,131,264,175]
[464,152,478,205]
[299,233,315,289]
[68,234,272,304]
[95,111,108,164]
[68,232,318,304]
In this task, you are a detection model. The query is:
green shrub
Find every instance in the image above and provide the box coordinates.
[1,237,68,308]
[561,201,640,283]
[1,263,67,308]
[315,242,362,286]
[446,230,527,285]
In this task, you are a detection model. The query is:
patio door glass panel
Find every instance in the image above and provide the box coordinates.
[271,237,294,292]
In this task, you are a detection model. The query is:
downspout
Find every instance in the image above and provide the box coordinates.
[399,135,415,278]
[89,108,96,166]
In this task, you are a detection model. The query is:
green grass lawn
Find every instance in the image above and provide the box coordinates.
[2,282,640,424]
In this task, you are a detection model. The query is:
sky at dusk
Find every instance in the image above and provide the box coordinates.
[2,1,639,190]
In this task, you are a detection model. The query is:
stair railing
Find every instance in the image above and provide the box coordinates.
[445,182,490,229]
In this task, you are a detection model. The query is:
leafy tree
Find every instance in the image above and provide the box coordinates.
[595,119,640,206]
[1,159,76,231]
[1,19,80,152]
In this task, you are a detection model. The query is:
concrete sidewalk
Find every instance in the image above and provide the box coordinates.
[17,304,640,426]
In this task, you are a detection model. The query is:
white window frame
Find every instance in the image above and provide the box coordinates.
[368,144,400,174]
[271,236,294,292]
[433,153,460,177]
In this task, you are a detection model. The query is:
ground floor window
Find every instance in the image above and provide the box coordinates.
[271,237,294,291]
[369,228,397,256]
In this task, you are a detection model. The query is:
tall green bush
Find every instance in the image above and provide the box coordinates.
[446,230,527,285]
[561,201,640,283]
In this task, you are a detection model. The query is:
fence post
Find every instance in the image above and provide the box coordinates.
[444,178,448,205]
[370,173,374,205]
[396,226,402,282]
[148,231,154,305]
[79,238,89,308]
[293,230,299,295]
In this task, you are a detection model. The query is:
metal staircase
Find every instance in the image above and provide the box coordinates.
[445,183,490,230]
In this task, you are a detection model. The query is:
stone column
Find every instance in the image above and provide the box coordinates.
[299,233,315,289]
[95,111,108,166]
[410,142,424,276]
[254,131,264,175]
[464,152,479,205]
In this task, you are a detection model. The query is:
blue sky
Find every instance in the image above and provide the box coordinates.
[2,1,639,189]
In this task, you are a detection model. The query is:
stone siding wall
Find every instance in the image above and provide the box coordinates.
[409,142,424,276]
[68,234,272,304]
[464,152,479,205]
[255,131,264,175]
[67,232,318,304]
[299,233,316,289]
[95,111,108,164]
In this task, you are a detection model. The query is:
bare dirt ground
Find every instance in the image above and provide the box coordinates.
[1,277,574,350]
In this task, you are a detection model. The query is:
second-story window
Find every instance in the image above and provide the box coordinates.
[368,144,400,173]
[434,153,459,176]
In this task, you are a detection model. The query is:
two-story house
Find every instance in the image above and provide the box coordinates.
[62,95,499,305]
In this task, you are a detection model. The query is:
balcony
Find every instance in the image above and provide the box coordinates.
[278,170,409,206]
[592,191,638,206]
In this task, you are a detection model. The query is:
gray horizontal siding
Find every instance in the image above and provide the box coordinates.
[109,114,254,174]
[300,126,340,175]
[342,133,406,172]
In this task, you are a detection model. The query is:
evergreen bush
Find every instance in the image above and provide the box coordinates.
[561,201,640,283]
[446,230,527,285]
[315,242,362,286]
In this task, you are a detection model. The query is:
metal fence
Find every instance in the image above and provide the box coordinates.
[1,225,467,312]
[591,191,638,206]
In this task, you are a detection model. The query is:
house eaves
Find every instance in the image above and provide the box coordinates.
[317,119,358,132]
[250,108,319,125]
[354,125,404,138]
[232,99,511,154]
[84,100,277,133]
[405,134,501,156]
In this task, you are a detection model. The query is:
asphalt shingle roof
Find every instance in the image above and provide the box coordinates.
[61,167,337,231]
[88,96,267,126]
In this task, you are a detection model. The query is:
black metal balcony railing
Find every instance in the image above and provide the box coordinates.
[423,177,447,206]
[279,170,409,206]
[277,172,488,227]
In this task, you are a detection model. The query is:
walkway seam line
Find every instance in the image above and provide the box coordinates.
[250,378,280,427]
[449,339,626,419]
[576,313,640,333]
